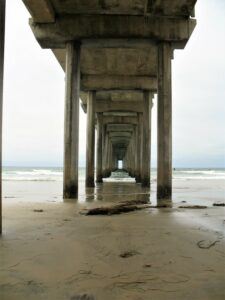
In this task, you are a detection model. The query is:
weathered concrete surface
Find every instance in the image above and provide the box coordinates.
[141,92,152,187]
[81,96,146,115]
[157,43,172,204]
[109,132,132,138]
[63,43,80,199]
[81,75,157,91]
[86,92,96,187]
[0,0,5,234]
[23,0,197,17]
[135,115,141,183]
[103,116,138,125]
[81,47,157,76]
[95,91,144,102]
[96,113,103,183]
[30,16,196,48]
[23,0,55,23]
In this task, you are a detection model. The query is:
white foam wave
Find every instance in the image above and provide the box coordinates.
[3,168,63,182]
[179,170,225,176]
[2,168,225,182]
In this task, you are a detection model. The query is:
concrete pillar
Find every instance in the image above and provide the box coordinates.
[136,113,142,183]
[0,0,5,233]
[63,42,80,199]
[141,91,152,187]
[86,91,96,187]
[157,43,172,204]
[107,140,112,177]
[96,112,103,183]
[131,131,136,177]
[102,129,109,177]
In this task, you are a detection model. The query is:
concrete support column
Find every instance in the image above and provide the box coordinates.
[136,113,142,183]
[141,91,152,187]
[107,140,112,177]
[86,91,96,187]
[96,112,103,183]
[157,43,172,204]
[104,133,109,177]
[0,0,5,233]
[131,131,136,177]
[63,42,80,199]
[102,124,106,177]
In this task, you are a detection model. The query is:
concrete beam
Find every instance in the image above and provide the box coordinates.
[110,137,130,143]
[109,132,132,138]
[81,75,157,91]
[94,100,144,113]
[52,41,157,72]
[30,15,196,48]
[148,0,197,16]
[22,0,55,23]
[103,116,138,125]
[49,0,147,15]
[80,47,157,76]
[97,91,144,102]
[82,39,157,49]
[107,124,134,132]
[29,1,197,17]
[81,91,144,105]
[103,112,137,117]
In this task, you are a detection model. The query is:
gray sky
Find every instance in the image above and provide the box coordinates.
[3,0,225,168]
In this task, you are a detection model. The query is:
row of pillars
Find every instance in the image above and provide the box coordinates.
[97,103,153,187]
[63,41,172,204]
[0,6,172,232]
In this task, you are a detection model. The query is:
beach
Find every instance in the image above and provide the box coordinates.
[0,169,225,299]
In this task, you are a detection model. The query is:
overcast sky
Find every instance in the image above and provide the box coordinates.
[3,0,225,168]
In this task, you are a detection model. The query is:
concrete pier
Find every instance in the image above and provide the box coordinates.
[85,91,96,187]
[0,0,5,233]
[0,1,198,231]
[63,42,80,199]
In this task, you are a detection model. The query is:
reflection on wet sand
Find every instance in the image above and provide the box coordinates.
[1,178,225,300]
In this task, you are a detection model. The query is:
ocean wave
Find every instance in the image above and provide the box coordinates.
[2,168,225,182]
[173,176,225,180]
[3,178,59,182]
[177,170,225,176]
[3,168,63,181]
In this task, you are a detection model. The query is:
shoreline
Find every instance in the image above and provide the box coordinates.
[1,179,225,299]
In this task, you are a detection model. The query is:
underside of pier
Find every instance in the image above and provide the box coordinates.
[20,0,198,206]
[0,0,198,231]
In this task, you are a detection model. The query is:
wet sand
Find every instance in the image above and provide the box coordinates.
[1,179,225,299]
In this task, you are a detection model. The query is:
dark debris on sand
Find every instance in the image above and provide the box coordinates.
[81,199,150,216]
[71,295,95,300]
[119,250,140,258]
[213,203,225,207]
[178,205,208,209]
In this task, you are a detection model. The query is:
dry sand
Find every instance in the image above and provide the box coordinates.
[0,179,225,299]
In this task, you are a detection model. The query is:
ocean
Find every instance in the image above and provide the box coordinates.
[2,167,225,182]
